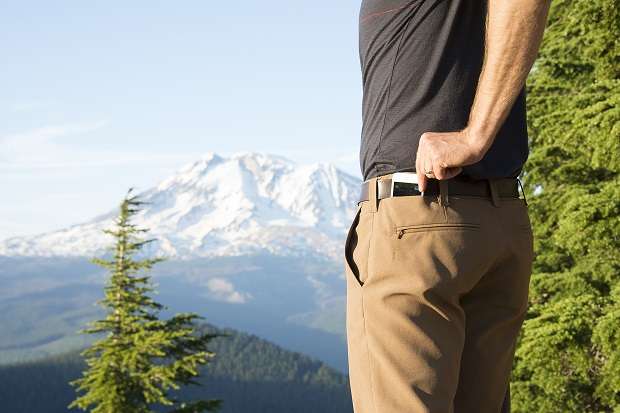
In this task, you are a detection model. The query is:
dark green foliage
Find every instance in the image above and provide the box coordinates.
[512,1,620,412]
[0,324,353,413]
[69,190,222,413]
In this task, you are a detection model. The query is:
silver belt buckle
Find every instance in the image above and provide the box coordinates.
[390,172,423,197]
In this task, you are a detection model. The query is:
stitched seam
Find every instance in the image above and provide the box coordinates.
[372,2,418,179]
[436,195,519,200]
[362,295,380,413]
[400,227,480,234]
[362,211,378,412]
[396,223,481,231]
[360,4,410,24]
[364,212,375,285]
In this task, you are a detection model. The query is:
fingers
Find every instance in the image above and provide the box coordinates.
[432,159,444,180]
[432,158,462,180]
[417,132,462,190]
[415,143,427,192]
[443,166,463,180]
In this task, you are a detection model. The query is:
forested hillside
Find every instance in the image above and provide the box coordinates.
[0,323,353,413]
[513,0,620,411]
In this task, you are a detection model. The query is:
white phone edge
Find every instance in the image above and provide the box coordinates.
[390,172,422,197]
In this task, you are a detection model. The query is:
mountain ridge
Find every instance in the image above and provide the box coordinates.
[0,152,361,260]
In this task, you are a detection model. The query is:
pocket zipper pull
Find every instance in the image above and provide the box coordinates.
[397,229,405,239]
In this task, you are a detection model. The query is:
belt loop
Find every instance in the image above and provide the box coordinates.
[517,177,528,206]
[488,179,500,207]
[438,179,450,207]
[369,177,378,213]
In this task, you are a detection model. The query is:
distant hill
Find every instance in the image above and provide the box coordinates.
[0,254,349,371]
[0,323,353,413]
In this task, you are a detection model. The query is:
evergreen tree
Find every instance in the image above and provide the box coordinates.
[512,1,620,412]
[69,189,223,413]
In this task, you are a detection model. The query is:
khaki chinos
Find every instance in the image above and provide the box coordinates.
[344,173,534,413]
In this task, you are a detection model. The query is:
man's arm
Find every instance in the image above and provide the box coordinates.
[415,0,551,192]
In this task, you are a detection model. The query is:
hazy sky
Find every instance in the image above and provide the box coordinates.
[1,1,364,240]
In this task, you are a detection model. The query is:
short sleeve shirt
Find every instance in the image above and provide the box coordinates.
[358,0,529,181]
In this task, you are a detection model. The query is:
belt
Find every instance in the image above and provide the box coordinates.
[358,175,520,204]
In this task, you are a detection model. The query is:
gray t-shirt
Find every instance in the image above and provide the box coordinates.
[358,0,529,181]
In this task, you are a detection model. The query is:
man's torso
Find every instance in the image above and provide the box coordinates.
[359,0,529,181]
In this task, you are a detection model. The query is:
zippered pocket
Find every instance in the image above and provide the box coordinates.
[395,223,481,239]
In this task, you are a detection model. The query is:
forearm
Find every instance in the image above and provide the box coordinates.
[467,0,551,155]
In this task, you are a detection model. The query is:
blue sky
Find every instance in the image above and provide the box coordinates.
[0,1,363,239]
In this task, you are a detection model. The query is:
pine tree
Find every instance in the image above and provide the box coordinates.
[69,189,223,413]
[512,1,620,412]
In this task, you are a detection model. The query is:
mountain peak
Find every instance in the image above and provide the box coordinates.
[0,153,361,260]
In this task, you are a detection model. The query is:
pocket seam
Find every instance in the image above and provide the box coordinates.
[395,223,481,238]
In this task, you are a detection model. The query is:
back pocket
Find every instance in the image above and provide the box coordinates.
[395,223,481,239]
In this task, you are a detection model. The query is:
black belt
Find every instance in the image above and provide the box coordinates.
[358,175,520,204]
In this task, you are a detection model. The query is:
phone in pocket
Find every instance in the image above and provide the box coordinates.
[391,172,422,197]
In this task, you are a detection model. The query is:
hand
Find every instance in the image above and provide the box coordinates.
[415,128,490,192]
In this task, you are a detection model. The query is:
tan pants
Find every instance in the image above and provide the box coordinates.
[344,174,534,413]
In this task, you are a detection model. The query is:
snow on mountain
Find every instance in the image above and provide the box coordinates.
[0,152,362,260]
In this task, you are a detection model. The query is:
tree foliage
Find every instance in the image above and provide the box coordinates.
[69,189,223,413]
[512,1,620,412]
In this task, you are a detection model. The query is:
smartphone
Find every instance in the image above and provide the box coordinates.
[391,172,422,197]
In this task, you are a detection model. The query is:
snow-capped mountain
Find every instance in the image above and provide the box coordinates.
[0,152,362,260]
